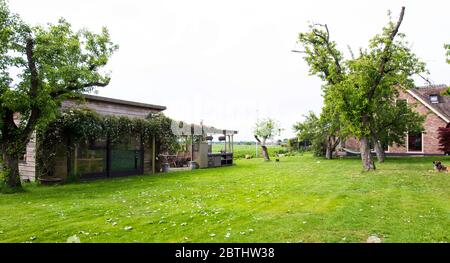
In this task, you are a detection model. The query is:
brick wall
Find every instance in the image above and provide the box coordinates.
[388,90,447,154]
[343,137,360,151]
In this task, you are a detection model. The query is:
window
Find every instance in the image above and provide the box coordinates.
[75,138,107,177]
[19,153,27,163]
[408,133,422,152]
[430,94,439,104]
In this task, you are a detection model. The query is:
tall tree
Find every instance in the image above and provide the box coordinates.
[336,7,425,169]
[444,44,450,96]
[0,0,118,191]
[253,118,280,161]
[296,22,347,159]
[297,7,426,170]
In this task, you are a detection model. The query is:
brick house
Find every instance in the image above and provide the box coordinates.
[17,94,166,182]
[342,84,450,155]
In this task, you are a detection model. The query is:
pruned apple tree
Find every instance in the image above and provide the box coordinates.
[296,7,426,170]
[253,118,280,161]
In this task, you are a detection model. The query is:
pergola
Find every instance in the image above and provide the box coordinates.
[170,120,238,168]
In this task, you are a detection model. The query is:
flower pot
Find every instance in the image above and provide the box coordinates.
[162,163,170,173]
[189,161,199,170]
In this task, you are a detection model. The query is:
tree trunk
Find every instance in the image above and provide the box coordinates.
[325,135,340,159]
[372,136,385,163]
[325,136,333,159]
[369,125,385,163]
[359,136,375,171]
[255,135,270,161]
[261,137,270,161]
[261,145,270,161]
[325,146,332,159]
[1,148,22,190]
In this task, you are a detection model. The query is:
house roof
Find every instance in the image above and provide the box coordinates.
[83,94,167,111]
[407,84,450,123]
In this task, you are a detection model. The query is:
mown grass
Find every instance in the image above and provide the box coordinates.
[0,154,449,243]
[212,144,287,159]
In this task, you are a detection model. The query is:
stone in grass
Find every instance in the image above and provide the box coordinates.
[366,235,382,243]
[124,226,133,231]
[66,235,81,243]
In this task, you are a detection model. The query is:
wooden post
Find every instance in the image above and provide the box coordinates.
[106,135,112,178]
[231,135,234,153]
[73,146,77,174]
[191,134,194,162]
[224,132,227,153]
[152,135,156,174]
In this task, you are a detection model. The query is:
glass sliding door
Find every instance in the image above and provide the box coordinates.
[110,136,143,177]
[75,138,107,179]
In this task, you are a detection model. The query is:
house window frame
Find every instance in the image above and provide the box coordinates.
[429,94,439,104]
[387,98,409,153]
[406,132,424,153]
[19,153,27,163]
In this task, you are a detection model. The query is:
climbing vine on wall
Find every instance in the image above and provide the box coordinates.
[36,108,178,179]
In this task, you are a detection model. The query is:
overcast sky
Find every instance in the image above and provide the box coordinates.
[9,0,450,141]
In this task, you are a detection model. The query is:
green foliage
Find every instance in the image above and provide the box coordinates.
[253,118,280,142]
[36,108,177,179]
[372,99,425,148]
[443,44,450,96]
[293,112,327,156]
[334,23,426,137]
[0,0,117,188]
[146,112,180,154]
[297,8,426,160]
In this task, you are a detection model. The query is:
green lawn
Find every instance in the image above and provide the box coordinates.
[212,144,286,159]
[1,154,449,243]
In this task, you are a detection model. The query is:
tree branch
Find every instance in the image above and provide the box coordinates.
[50,79,110,97]
[25,38,38,97]
[312,24,342,77]
[367,6,405,101]
[22,37,41,142]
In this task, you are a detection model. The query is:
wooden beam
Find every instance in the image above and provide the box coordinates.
[152,135,156,174]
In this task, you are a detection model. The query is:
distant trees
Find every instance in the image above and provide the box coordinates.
[444,44,450,96]
[253,118,280,161]
[296,7,425,170]
[293,111,343,159]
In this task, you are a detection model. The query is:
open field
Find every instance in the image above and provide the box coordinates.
[1,154,449,243]
[212,144,286,159]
